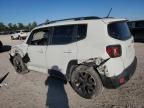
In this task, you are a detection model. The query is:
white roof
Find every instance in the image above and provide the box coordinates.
[34,17,127,30]
[102,18,127,24]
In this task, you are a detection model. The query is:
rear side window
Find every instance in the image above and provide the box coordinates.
[108,22,131,40]
[51,25,74,45]
[77,24,87,41]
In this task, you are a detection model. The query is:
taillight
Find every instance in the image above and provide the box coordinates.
[106,45,122,58]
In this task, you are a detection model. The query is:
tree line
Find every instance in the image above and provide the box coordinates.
[0,19,49,34]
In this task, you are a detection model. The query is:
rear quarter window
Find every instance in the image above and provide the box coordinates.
[108,21,131,40]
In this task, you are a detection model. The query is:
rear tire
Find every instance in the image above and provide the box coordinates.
[70,65,103,99]
[13,54,28,74]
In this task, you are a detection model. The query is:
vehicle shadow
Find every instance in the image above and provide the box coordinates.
[45,66,69,108]
[0,45,11,53]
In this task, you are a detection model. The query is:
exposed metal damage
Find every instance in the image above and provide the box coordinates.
[80,57,110,76]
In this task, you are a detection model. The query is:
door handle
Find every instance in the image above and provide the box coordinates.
[64,51,72,53]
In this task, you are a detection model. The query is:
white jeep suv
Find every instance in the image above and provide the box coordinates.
[11,30,29,40]
[10,16,137,99]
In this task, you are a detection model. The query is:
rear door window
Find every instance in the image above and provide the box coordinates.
[51,25,74,45]
[108,21,131,40]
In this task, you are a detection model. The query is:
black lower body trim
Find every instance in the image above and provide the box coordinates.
[101,56,137,89]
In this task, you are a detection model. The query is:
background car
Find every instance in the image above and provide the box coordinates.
[128,20,144,42]
[11,30,30,40]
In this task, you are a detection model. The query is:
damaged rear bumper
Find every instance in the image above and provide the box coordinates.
[101,56,137,89]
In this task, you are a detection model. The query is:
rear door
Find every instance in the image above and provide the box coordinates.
[46,25,77,74]
[108,21,135,68]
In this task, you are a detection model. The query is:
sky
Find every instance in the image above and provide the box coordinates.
[0,0,144,25]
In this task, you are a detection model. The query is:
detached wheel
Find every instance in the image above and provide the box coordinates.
[13,55,28,74]
[70,65,103,99]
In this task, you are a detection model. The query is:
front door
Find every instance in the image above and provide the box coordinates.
[26,28,50,73]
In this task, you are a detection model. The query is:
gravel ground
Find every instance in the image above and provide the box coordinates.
[0,35,144,108]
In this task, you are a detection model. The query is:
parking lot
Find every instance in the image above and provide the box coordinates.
[0,35,144,108]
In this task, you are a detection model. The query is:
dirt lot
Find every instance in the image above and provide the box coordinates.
[0,35,144,108]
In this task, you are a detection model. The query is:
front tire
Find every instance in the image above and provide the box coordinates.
[70,65,103,99]
[13,55,28,74]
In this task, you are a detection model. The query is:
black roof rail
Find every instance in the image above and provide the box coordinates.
[37,16,101,26]
[103,17,114,18]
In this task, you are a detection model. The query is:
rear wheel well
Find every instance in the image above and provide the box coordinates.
[66,59,105,86]
[66,60,78,81]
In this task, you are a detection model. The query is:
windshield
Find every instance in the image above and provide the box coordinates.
[108,21,131,40]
